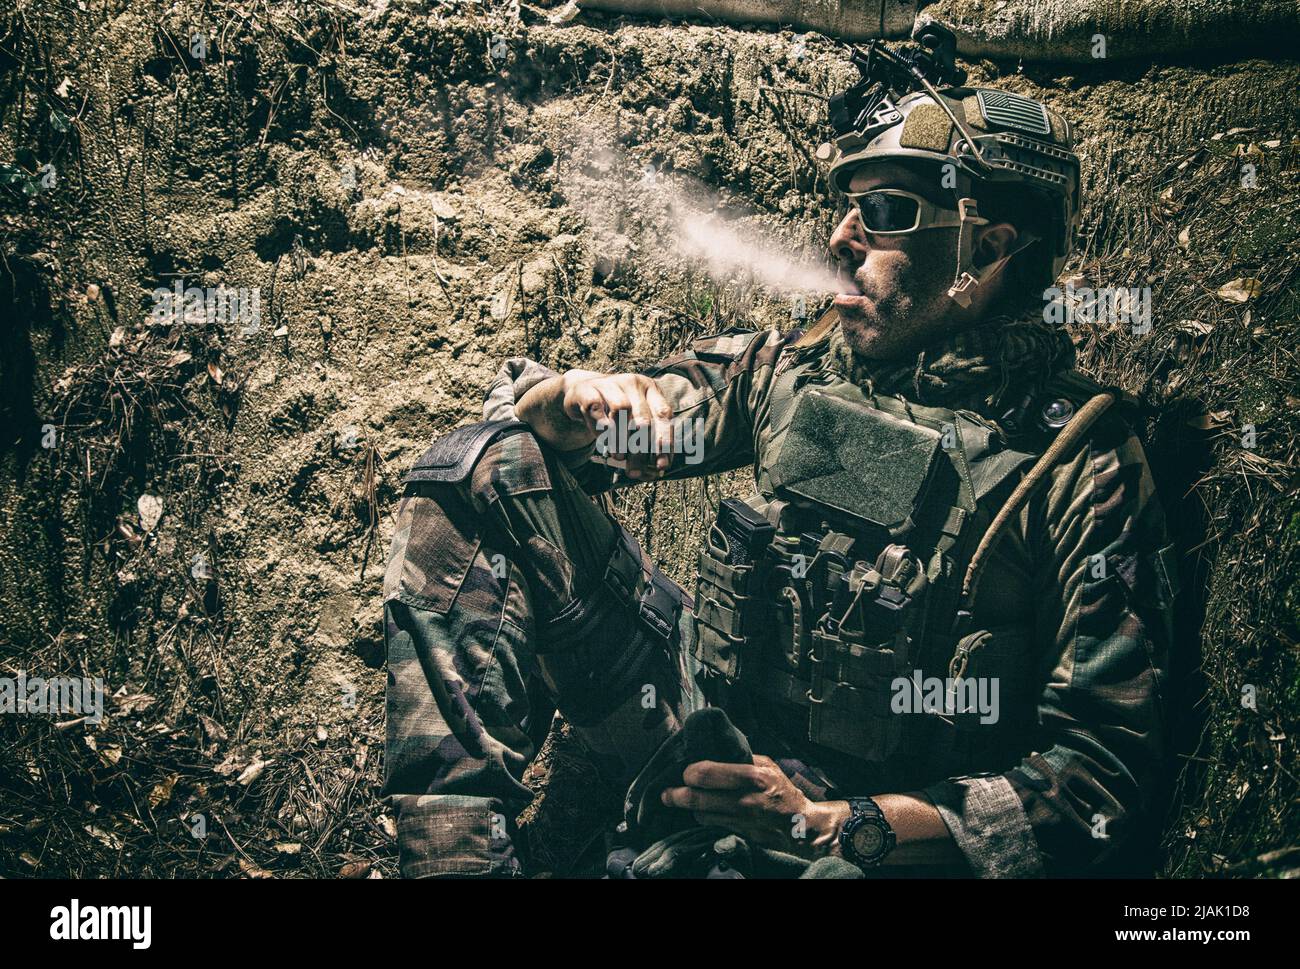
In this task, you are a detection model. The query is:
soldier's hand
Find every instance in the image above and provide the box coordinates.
[660,755,849,859]
[564,370,676,479]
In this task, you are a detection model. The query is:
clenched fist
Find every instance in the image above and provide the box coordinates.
[516,369,677,480]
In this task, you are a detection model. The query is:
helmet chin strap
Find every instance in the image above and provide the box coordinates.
[946,197,1039,308]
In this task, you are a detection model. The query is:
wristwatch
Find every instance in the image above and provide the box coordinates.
[838,797,896,868]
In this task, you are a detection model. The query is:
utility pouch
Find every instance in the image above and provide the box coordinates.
[807,544,920,761]
[692,500,775,681]
[769,389,943,533]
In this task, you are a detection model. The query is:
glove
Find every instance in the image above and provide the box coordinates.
[629,826,738,879]
[622,707,753,845]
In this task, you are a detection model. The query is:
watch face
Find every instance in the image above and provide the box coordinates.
[852,822,885,859]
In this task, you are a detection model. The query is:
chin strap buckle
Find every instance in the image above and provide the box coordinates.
[947,271,980,307]
[947,196,1040,309]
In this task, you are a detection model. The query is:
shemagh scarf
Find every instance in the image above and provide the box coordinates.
[825,313,1077,413]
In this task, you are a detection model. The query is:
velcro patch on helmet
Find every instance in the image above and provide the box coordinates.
[976,90,1051,136]
[897,103,954,153]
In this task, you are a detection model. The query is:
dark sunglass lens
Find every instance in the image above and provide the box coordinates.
[856,193,919,231]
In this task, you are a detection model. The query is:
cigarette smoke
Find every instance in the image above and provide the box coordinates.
[562,130,841,297]
[672,207,842,295]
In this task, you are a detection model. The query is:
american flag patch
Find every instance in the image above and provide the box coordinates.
[976,90,1052,136]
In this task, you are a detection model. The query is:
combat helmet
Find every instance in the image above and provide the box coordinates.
[818,21,1083,306]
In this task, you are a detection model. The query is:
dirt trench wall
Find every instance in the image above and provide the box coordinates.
[0,0,1297,877]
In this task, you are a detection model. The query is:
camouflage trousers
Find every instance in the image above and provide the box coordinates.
[381,425,704,877]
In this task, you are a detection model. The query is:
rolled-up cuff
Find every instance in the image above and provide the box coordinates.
[391,793,523,878]
[482,356,560,423]
[923,774,1044,878]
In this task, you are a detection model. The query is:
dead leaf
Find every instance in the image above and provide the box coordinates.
[1177,320,1214,337]
[199,714,228,743]
[148,774,179,809]
[213,751,247,777]
[339,860,372,879]
[85,825,125,850]
[273,842,303,855]
[1216,277,1262,303]
[113,691,156,714]
[1177,226,1190,248]
[137,493,163,533]
[239,858,275,879]
[165,350,192,368]
[207,361,224,385]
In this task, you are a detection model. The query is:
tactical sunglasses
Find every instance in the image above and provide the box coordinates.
[843,188,973,234]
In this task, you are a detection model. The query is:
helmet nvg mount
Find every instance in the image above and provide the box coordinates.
[817,22,1083,307]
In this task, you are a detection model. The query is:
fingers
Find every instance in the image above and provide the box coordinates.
[681,760,764,790]
[564,381,605,435]
[644,380,675,470]
[570,373,673,479]
[661,785,751,815]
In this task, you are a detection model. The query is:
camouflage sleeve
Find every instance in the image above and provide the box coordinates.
[641,327,788,481]
[482,356,562,424]
[481,328,791,488]
[925,414,1175,877]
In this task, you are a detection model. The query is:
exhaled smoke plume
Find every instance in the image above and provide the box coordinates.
[563,129,841,297]
[672,207,841,295]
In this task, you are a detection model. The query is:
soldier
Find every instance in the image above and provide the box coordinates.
[381,42,1177,878]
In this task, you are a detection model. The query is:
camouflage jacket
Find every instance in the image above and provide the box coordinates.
[471,313,1176,877]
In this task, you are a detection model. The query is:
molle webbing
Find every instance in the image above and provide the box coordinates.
[603,528,685,641]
